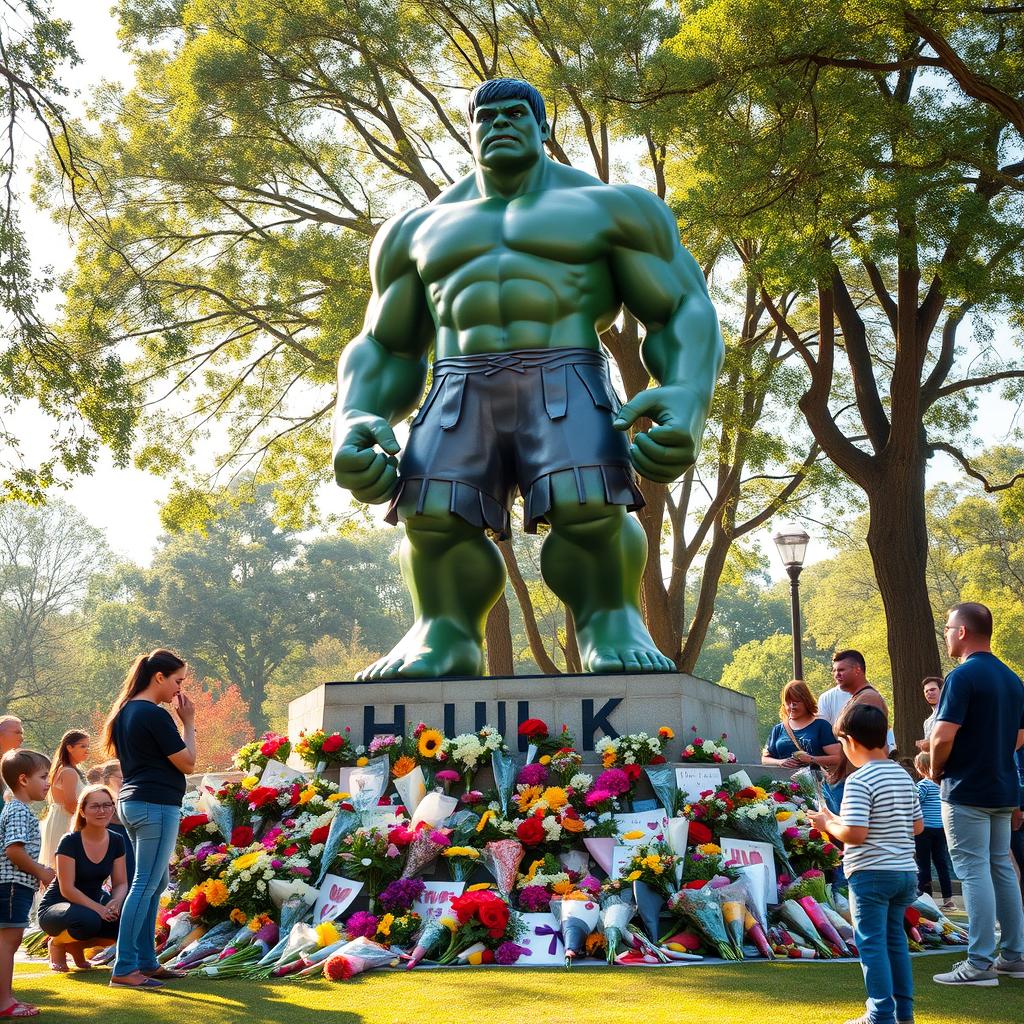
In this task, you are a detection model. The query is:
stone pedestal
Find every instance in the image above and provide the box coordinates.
[287,670,759,763]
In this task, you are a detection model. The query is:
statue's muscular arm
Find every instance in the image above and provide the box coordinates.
[607,186,725,484]
[332,210,434,503]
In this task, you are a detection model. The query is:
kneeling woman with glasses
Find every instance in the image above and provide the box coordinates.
[37,785,128,972]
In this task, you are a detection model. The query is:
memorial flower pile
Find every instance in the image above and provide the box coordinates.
[30,720,968,982]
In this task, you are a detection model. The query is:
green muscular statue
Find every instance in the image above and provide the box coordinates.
[333,78,723,680]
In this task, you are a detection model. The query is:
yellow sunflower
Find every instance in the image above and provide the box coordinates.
[230,851,261,872]
[516,785,543,812]
[541,786,568,811]
[418,729,444,759]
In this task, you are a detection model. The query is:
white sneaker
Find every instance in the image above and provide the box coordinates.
[933,960,999,986]
[994,955,1024,978]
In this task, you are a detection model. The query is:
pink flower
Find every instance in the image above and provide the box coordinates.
[435,770,460,783]
[428,830,450,847]
[386,843,401,858]
[585,788,613,808]
[594,768,630,795]
[291,866,312,877]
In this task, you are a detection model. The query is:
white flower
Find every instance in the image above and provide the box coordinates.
[568,773,593,792]
[205,822,219,834]
[308,844,324,858]
[360,857,372,866]
[263,869,274,880]
[256,881,266,892]
[240,870,251,882]
[541,816,561,839]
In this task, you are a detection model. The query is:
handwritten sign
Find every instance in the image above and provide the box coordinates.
[259,759,307,789]
[609,844,634,880]
[720,838,777,904]
[358,807,401,832]
[312,874,364,924]
[517,912,564,966]
[612,810,669,844]
[675,766,723,804]
[411,880,465,922]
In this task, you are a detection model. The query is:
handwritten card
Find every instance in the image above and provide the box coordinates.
[517,912,564,966]
[259,758,307,789]
[720,838,778,904]
[411,880,465,922]
[609,844,634,880]
[675,766,723,804]
[312,874,364,924]
[358,807,402,832]
[612,810,669,844]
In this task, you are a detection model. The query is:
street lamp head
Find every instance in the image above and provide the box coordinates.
[772,525,811,569]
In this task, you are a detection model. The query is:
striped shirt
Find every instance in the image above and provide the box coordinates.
[0,798,41,888]
[839,759,922,875]
[916,778,943,829]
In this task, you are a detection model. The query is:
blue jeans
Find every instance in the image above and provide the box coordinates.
[114,800,180,977]
[942,802,1024,969]
[847,869,917,1024]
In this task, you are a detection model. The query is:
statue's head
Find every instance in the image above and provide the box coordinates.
[466,78,550,171]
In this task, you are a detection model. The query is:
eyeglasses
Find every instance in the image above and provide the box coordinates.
[86,803,115,812]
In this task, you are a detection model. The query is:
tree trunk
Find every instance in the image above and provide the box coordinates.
[678,516,734,674]
[865,458,942,755]
[247,676,270,736]
[497,539,560,675]
[564,608,582,673]
[485,592,515,676]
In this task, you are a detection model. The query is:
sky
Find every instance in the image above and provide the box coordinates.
[13,2,1022,577]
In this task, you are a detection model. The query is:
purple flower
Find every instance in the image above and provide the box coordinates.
[346,911,379,939]
[495,941,529,965]
[517,885,551,913]
[255,920,279,945]
[460,790,483,804]
[379,877,426,914]
[517,762,549,786]
[271,858,284,869]
[290,865,312,877]
[593,768,630,796]
[428,830,450,847]
[579,875,601,894]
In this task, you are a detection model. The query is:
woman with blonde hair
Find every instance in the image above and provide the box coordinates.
[39,730,90,869]
[37,785,128,972]
[762,679,841,772]
[102,649,196,990]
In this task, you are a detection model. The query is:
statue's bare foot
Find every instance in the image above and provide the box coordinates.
[356,618,484,680]
[576,607,675,673]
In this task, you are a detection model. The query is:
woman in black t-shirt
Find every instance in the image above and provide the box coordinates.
[101,648,196,990]
[38,785,128,972]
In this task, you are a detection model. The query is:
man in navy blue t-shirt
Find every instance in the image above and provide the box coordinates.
[930,602,1024,986]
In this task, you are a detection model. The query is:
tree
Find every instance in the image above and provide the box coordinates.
[718,633,831,740]
[45,0,826,674]
[637,1,1024,749]
[87,483,407,730]
[0,498,108,724]
[188,682,253,770]
[0,1,134,500]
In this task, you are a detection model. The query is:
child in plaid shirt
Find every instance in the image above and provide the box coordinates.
[0,749,54,1018]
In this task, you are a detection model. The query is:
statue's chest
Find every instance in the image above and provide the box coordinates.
[412,193,611,283]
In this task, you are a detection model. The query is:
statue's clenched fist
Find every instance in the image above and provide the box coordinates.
[332,412,401,504]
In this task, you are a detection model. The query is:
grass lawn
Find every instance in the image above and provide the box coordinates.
[11,955,1024,1024]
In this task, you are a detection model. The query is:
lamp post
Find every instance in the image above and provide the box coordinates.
[772,525,811,680]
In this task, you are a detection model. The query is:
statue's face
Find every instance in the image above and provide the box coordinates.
[470,98,548,171]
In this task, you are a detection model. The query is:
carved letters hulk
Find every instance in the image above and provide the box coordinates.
[333,79,723,680]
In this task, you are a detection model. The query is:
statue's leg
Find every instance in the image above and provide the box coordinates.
[357,481,505,680]
[541,468,674,673]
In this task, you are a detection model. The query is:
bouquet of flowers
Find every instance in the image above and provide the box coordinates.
[323,936,397,981]
[680,842,737,886]
[334,827,405,902]
[401,826,451,877]
[730,801,795,876]
[548,747,584,785]
[178,813,223,853]
[483,839,524,896]
[518,718,575,761]
[554,892,600,966]
[596,731,667,770]
[294,727,361,770]
[436,890,521,964]
[223,845,279,918]
[375,910,422,949]
[598,885,636,964]
[442,724,507,789]
[234,732,292,775]
[683,788,735,839]
[403,916,457,969]
[782,824,842,874]
[666,886,737,960]
[679,727,737,764]
[442,845,481,882]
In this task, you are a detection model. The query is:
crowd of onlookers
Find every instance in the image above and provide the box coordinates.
[0,603,1020,1019]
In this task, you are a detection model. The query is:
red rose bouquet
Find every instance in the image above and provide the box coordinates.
[436,891,521,964]
[295,727,360,770]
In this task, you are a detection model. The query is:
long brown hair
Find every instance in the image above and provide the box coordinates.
[48,730,89,787]
[101,648,186,757]
[779,679,819,722]
[73,784,115,832]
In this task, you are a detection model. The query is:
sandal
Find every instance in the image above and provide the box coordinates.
[109,976,164,989]
[0,1004,40,1018]
[142,967,187,979]
[47,962,68,974]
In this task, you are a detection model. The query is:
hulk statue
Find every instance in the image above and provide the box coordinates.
[332,78,723,680]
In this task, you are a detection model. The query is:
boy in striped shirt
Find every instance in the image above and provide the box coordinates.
[912,752,953,909]
[810,704,923,1024]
